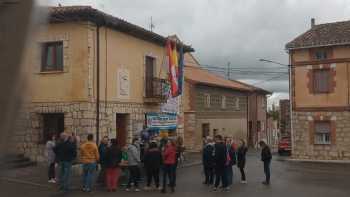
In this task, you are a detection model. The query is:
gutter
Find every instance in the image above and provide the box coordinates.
[96,25,100,144]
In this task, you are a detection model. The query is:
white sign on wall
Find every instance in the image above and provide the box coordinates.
[117,68,130,99]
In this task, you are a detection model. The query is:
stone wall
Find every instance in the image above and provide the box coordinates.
[292,111,350,160]
[13,101,161,162]
[184,112,202,151]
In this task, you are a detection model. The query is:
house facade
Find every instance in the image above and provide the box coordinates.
[183,54,270,151]
[247,90,270,147]
[286,19,350,160]
[14,6,193,161]
[279,99,291,137]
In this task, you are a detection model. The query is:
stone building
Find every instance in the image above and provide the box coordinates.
[286,18,350,160]
[14,6,193,161]
[279,99,291,137]
[183,54,270,151]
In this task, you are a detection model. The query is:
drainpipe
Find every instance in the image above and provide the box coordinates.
[96,25,100,144]
[289,51,293,156]
[246,94,249,145]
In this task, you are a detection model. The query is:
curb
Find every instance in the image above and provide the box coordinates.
[0,177,53,189]
[284,158,350,164]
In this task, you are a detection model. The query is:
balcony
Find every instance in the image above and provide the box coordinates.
[144,78,169,104]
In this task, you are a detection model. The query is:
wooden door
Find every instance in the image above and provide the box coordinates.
[116,114,128,147]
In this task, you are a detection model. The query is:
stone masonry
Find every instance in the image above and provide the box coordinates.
[292,111,350,160]
[13,101,161,162]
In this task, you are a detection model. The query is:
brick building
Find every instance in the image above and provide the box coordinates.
[286,18,350,160]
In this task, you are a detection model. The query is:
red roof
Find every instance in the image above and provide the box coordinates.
[184,66,253,92]
[286,20,350,50]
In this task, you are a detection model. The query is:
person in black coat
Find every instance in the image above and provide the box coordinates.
[54,133,77,192]
[237,139,248,183]
[213,135,228,191]
[105,139,122,192]
[259,140,272,185]
[143,141,162,190]
[202,137,215,185]
[97,136,109,184]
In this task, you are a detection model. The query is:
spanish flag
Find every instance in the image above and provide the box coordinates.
[167,40,179,97]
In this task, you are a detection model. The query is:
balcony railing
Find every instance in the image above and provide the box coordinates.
[144,77,169,103]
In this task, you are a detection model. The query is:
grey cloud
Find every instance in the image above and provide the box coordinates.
[43,0,350,104]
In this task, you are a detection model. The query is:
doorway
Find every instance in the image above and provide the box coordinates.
[116,114,128,147]
[42,113,64,143]
[248,121,253,146]
[202,123,210,138]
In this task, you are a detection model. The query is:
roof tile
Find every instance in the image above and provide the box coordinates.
[286,20,350,49]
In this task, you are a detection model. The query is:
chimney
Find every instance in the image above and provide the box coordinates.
[311,18,315,28]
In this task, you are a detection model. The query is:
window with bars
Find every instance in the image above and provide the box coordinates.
[221,96,226,109]
[313,69,330,93]
[314,121,331,145]
[41,41,63,72]
[204,93,211,108]
[235,97,240,110]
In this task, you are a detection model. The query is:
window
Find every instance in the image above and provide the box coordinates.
[235,97,240,110]
[315,50,328,60]
[42,113,64,143]
[261,97,266,109]
[257,121,261,132]
[221,96,226,109]
[313,69,330,93]
[314,121,331,145]
[145,56,155,97]
[41,41,63,71]
[204,93,211,108]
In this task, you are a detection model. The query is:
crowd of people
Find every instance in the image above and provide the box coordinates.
[45,132,272,194]
[46,132,184,193]
[202,135,272,192]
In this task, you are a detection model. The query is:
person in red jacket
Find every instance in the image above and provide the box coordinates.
[161,139,177,193]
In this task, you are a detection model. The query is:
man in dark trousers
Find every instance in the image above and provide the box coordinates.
[259,140,272,185]
[97,136,109,185]
[213,135,228,192]
[202,137,215,185]
[54,133,77,192]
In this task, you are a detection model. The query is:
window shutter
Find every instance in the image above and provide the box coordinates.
[40,43,46,72]
[56,43,63,71]
[309,121,315,145]
[331,121,336,145]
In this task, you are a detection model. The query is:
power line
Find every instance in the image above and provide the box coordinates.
[251,73,289,85]
[185,65,288,75]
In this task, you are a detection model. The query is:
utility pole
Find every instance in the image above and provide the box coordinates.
[149,16,155,32]
[227,62,231,79]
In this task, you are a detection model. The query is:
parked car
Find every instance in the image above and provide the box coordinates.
[278,137,291,156]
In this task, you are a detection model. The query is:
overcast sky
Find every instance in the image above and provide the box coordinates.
[40,0,350,106]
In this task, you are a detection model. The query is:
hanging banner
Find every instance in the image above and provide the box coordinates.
[146,113,177,130]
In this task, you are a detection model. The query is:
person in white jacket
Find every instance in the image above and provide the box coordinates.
[46,134,56,183]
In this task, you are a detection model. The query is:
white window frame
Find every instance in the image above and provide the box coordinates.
[204,93,211,108]
[221,95,226,109]
[314,121,331,145]
[235,97,240,110]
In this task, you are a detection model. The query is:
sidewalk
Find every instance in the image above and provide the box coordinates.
[0,152,202,189]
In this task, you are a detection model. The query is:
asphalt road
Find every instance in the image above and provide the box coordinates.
[1,153,350,197]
